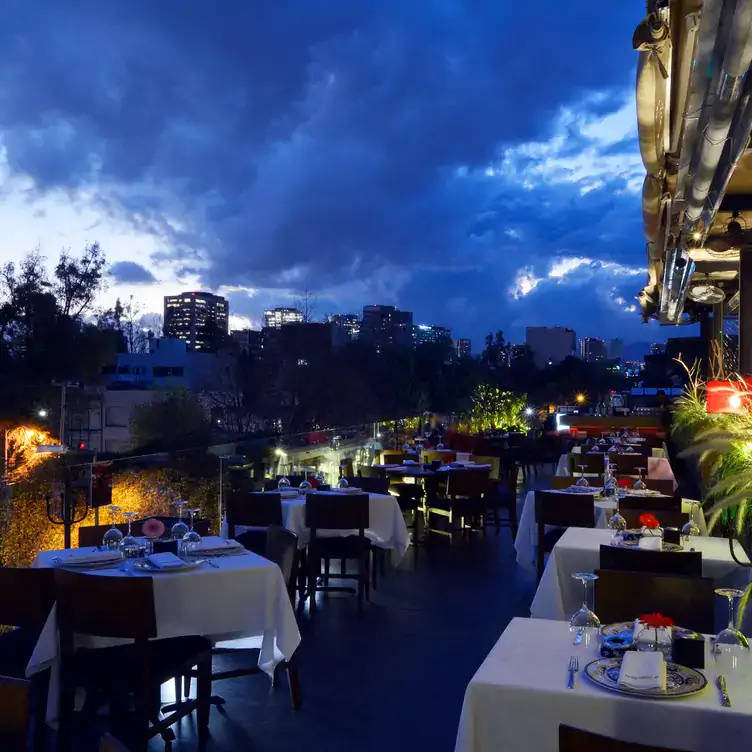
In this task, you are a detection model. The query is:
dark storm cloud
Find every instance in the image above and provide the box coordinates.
[0,0,648,338]
[109,261,157,285]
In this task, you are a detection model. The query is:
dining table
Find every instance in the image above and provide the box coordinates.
[221,489,410,563]
[556,452,674,483]
[27,543,301,722]
[530,528,752,621]
[514,488,707,571]
[455,617,752,752]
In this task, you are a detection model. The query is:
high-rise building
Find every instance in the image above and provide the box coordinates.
[329,314,360,340]
[163,291,228,351]
[414,324,452,348]
[525,326,576,368]
[455,338,471,358]
[606,338,623,362]
[579,337,607,362]
[360,305,413,351]
[264,307,304,329]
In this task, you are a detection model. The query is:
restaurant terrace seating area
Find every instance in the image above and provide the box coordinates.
[3,418,752,752]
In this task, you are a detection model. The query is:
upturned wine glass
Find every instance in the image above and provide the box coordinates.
[633,467,647,490]
[182,508,203,555]
[171,500,189,539]
[714,589,750,679]
[120,511,141,557]
[575,464,590,487]
[277,476,291,490]
[102,505,124,549]
[608,481,627,533]
[681,500,701,540]
[337,476,350,489]
[570,573,600,645]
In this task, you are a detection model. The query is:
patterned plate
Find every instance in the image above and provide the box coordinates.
[584,657,707,699]
[601,622,701,648]
[132,558,203,573]
[610,537,683,552]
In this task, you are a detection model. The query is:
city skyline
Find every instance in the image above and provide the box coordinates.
[0,3,667,345]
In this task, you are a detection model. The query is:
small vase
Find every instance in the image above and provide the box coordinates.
[636,625,672,659]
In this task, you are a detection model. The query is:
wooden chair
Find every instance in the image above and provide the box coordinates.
[560,725,690,752]
[358,465,381,478]
[644,478,676,495]
[55,570,212,752]
[620,508,687,530]
[425,470,490,543]
[349,476,390,495]
[422,450,456,465]
[380,451,405,465]
[389,482,424,559]
[469,455,500,479]
[305,493,370,615]
[615,454,649,476]
[226,491,283,554]
[99,733,131,752]
[535,491,595,582]
[599,545,702,577]
[0,676,31,752]
[78,522,144,548]
[484,462,519,538]
[568,453,606,476]
[184,525,302,710]
[0,567,55,751]
[620,496,681,512]
[552,476,578,489]
[594,570,714,634]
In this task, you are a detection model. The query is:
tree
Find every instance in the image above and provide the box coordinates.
[463,383,528,432]
[53,242,107,319]
[131,391,212,451]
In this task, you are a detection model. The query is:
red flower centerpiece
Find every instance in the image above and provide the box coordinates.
[638,613,675,654]
[638,513,660,535]
[142,518,165,539]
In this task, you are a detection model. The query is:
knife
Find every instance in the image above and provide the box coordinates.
[573,628,584,645]
[717,676,731,707]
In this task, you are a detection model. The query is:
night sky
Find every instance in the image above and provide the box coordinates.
[0,1,658,348]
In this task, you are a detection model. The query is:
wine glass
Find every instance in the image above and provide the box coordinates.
[182,508,203,555]
[102,505,124,549]
[171,500,189,539]
[681,500,701,540]
[337,476,350,489]
[120,511,141,557]
[277,476,291,490]
[633,467,647,490]
[575,464,590,487]
[608,479,627,533]
[299,479,313,493]
[714,589,750,681]
[599,431,608,445]
[570,573,600,645]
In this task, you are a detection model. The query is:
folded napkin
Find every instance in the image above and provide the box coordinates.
[638,535,662,550]
[188,536,243,554]
[336,486,363,494]
[279,489,300,499]
[145,552,185,569]
[63,549,122,566]
[402,460,418,465]
[618,650,666,691]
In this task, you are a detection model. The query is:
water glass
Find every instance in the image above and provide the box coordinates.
[102,505,124,549]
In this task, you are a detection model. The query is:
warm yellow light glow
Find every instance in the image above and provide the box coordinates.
[575,393,586,404]
[5,425,56,482]
[275,448,287,458]
[729,394,743,410]
[692,231,702,241]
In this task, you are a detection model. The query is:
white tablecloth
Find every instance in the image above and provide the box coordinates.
[455,617,752,752]
[222,490,410,563]
[27,547,301,720]
[514,490,707,571]
[530,528,751,620]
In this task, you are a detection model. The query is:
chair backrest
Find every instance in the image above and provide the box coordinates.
[79,521,144,548]
[552,476,578,490]
[644,478,675,495]
[55,569,157,641]
[469,455,500,480]
[569,453,605,475]
[560,725,689,752]
[304,492,369,531]
[535,491,595,529]
[620,495,681,513]
[422,450,455,465]
[380,452,405,465]
[226,491,283,529]
[0,675,30,752]
[348,476,390,495]
[264,525,298,590]
[0,567,55,629]
[620,508,687,530]
[615,454,648,475]
[598,545,702,577]
[445,469,490,498]
[594,569,714,633]
[358,466,380,478]
[100,733,132,752]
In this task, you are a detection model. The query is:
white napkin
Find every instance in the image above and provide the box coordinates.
[638,536,662,550]
[278,489,300,499]
[189,536,243,554]
[63,549,122,566]
[618,651,666,691]
[336,486,363,494]
[403,460,418,465]
[145,552,184,569]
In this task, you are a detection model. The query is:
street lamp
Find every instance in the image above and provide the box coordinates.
[575,393,586,405]
[38,409,48,419]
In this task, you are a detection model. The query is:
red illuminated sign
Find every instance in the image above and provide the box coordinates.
[707,380,752,414]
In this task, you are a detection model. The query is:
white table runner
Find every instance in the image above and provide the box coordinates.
[530,528,752,620]
[455,617,752,752]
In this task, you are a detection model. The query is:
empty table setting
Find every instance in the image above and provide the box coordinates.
[531,528,752,621]
[455,617,752,752]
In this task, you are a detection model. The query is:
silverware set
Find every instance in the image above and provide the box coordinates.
[567,655,579,689]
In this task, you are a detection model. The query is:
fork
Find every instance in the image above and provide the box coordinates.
[567,655,579,689]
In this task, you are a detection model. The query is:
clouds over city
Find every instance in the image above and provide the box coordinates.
[0,0,651,342]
